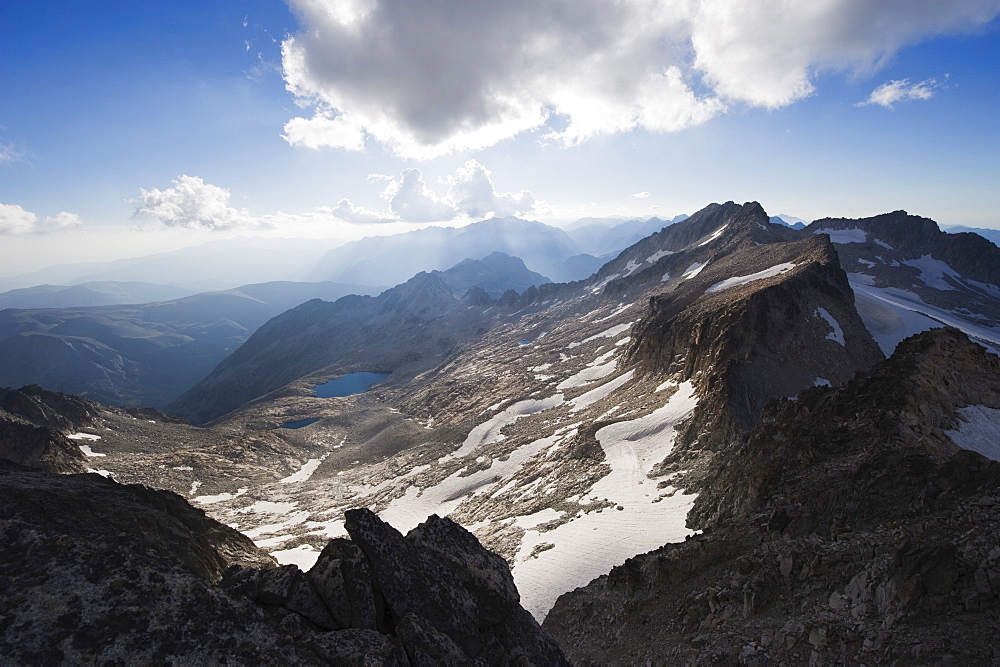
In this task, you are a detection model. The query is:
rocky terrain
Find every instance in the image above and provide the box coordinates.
[0,460,563,664]
[3,201,1000,663]
[544,327,1000,664]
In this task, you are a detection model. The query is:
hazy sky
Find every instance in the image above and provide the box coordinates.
[2,1,999,274]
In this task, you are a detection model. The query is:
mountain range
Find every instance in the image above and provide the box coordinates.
[2,201,1000,663]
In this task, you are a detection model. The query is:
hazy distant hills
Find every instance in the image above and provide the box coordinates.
[306,217,583,285]
[942,224,1000,246]
[0,281,197,310]
[0,237,336,293]
[0,280,379,407]
[563,214,688,257]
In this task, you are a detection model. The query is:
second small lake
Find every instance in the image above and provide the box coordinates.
[313,372,391,398]
[281,418,320,429]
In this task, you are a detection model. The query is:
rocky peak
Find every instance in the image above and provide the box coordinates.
[807,210,1000,286]
[627,234,883,448]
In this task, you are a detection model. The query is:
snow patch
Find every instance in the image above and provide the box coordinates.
[567,322,632,349]
[623,259,643,276]
[815,307,845,345]
[697,224,727,247]
[383,434,563,534]
[706,262,796,293]
[647,249,676,264]
[947,405,1000,461]
[814,377,831,387]
[192,488,248,505]
[445,395,564,461]
[557,361,617,390]
[67,432,101,441]
[569,370,635,412]
[271,544,321,570]
[902,254,961,291]
[681,262,707,280]
[78,444,106,457]
[279,453,330,484]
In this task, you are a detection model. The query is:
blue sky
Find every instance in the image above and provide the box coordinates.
[1,1,999,273]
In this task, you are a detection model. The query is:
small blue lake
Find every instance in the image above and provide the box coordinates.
[314,372,391,398]
[281,418,320,429]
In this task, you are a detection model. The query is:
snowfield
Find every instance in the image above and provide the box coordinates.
[706,262,796,293]
[512,381,700,621]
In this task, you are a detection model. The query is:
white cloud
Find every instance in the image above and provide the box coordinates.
[447,160,535,218]
[43,212,84,230]
[331,198,392,224]
[631,191,652,199]
[856,78,940,108]
[279,0,1000,156]
[0,203,38,234]
[133,175,259,230]
[334,160,538,223]
[380,168,458,222]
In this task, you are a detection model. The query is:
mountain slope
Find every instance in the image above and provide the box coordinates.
[806,211,1000,355]
[22,200,1000,657]
[0,281,377,408]
[0,281,196,309]
[169,254,546,423]
[545,327,1000,664]
[151,201,887,621]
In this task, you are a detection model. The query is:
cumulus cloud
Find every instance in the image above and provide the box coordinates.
[330,198,392,224]
[631,191,652,199]
[333,159,536,224]
[0,204,85,235]
[133,175,259,230]
[43,211,84,230]
[447,160,535,218]
[380,168,458,222]
[0,203,38,234]
[279,0,1000,156]
[856,78,941,108]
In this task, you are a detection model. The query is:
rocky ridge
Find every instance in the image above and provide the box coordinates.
[544,327,1000,664]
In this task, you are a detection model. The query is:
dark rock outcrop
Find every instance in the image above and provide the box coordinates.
[343,508,569,665]
[1,463,565,664]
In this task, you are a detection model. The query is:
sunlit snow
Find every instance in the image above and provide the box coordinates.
[512,381,700,621]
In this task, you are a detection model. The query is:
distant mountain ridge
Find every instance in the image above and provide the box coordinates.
[168,253,548,423]
[0,281,196,310]
[0,280,379,408]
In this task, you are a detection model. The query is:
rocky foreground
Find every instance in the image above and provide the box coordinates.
[0,462,566,664]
